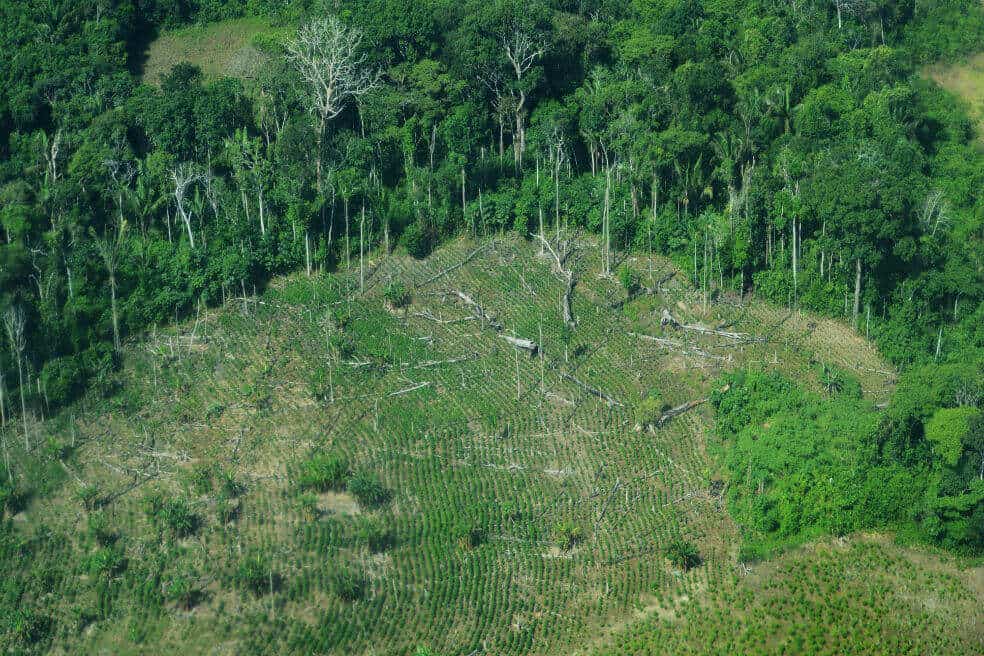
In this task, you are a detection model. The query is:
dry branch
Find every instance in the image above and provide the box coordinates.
[451,290,503,331]
[388,381,431,397]
[416,241,492,288]
[561,372,623,407]
[629,332,728,362]
[412,309,476,324]
[660,308,759,341]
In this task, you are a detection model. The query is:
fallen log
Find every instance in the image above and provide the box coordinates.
[416,241,492,288]
[412,309,476,324]
[660,308,757,341]
[561,372,623,407]
[388,381,432,397]
[628,332,728,362]
[653,398,707,428]
[500,334,539,355]
[452,290,503,331]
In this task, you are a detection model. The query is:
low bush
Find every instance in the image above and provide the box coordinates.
[298,454,349,493]
[346,472,390,509]
[665,538,701,571]
[331,567,367,602]
[383,281,411,309]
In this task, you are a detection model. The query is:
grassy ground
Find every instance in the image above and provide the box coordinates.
[925,52,984,146]
[2,235,979,655]
[140,17,288,85]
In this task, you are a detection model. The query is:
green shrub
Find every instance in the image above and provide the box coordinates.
[297,454,349,493]
[164,574,201,609]
[86,512,117,547]
[235,552,279,596]
[617,264,640,296]
[666,538,701,571]
[85,546,126,579]
[635,393,669,429]
[356,518,396,553]
[346,472,390,509]
[76,483,103,512]
[187,463,214,495]
[383,281,411,309]
[401,220,432,259]
[554,521,583,551]
[457,526,486,551]
[0,481,27,516]
[331,567,367,602]
[144,494,200,538]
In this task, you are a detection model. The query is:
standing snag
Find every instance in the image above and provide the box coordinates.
[286,16,379,196]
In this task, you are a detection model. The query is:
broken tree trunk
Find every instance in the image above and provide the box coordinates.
[452,290,503,331]
[562,274,576,329]
[660,308,758,341]
[535,234,576,328]
[651,398,707,429]
[628,332,728,362]
[500,334,539,355]
[561,372,623,407]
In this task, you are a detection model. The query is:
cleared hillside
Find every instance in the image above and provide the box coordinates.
[140,17,286,85]
[3,236,979,655]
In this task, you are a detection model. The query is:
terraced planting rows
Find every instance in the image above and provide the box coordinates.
[19,235,971,656]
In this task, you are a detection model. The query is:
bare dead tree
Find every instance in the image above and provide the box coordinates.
[3,307,28,450]
[502,28,545,167]
[286,16,380,198]
[40,128,62,184]
[919,189,951,237]
[171,164,203,249]
[833,0,866,29]
[0,359,8,482]
[104,157,136,224]
[92,219,127,353]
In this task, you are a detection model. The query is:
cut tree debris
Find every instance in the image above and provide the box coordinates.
[448,289,540,354]
[452,290,503,331]
[416,241,493,288]
[500,334,539,355]
[562,372,623,407]
[660,308,764,341]
[628,332,728,362]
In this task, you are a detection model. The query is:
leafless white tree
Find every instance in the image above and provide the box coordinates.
[833,0,867,30]
[93,219,127,353]
[171,164,203,249]
[502,28,545,167]
[286,16,380,193]
[3,307,28,450]
[919,189,951,237]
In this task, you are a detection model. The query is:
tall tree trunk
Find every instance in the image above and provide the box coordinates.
[360,206,366,293]
[344,198,350,270]
[461,168,467,233]
[109,270,120,352]
[16,359,27,450]
[853,258,862,327]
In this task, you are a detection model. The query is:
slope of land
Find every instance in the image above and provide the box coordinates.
[140,17,286,85]
[925,52,984,146]
[3,236,979,655]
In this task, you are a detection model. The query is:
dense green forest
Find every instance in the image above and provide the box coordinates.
[1,3,984,648]
[2,0,982,405]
